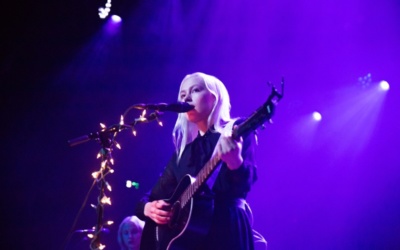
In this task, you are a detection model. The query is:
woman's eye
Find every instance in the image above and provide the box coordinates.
[191,88,200,93]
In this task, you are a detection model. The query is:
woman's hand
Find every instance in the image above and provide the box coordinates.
[218,131,243,170]
[144,200,172,224]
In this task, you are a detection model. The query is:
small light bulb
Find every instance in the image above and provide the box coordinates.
[92,171,100,179]
[101,196,112,205]
[100,123,106,129]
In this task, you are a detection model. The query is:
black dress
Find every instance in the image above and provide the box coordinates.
[136,120,258,250]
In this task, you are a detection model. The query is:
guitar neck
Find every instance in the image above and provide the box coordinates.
[179,153,221,208]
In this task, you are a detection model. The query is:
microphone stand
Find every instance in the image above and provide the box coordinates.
[67,110,163,250]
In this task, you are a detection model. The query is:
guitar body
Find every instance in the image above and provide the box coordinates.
[141,175,214,250]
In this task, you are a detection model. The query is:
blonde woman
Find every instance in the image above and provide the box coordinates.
[136,72,259,250]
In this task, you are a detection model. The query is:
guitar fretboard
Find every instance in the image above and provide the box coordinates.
[179,153,221,208]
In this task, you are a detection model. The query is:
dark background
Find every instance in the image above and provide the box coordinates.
[2,0,400,249]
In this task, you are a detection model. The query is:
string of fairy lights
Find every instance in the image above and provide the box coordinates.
[86,110,163,250]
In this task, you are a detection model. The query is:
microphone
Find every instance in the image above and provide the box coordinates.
[132,102,194,113]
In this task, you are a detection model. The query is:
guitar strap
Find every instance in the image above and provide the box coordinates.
[206,118,239,190]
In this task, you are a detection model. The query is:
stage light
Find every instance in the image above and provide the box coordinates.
[98,7,110,19]
[111,15,122,23]
[379,80,390,91]
[312,111,322,121]
[98,0,112,19]
[358,73,372,89]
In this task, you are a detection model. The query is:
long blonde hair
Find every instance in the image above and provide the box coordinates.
[172,72,232,160]
[117,216,145,250]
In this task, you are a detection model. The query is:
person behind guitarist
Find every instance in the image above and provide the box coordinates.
[135,72,260,250]
[117,215,145,250]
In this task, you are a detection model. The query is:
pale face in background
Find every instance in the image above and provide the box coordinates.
[121,222,142,250]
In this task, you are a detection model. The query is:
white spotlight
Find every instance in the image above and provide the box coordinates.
[379,80,390,91]
[111,15,122,23]
[312,111,322,121]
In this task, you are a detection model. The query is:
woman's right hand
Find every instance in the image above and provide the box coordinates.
[144,200,172,224]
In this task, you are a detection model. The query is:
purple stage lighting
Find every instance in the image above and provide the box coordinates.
[312,111,322,121]
[379,80,390,91]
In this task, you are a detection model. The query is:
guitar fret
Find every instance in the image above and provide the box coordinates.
[190,184,194,196]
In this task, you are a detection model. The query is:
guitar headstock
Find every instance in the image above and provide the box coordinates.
[232,79,284,139]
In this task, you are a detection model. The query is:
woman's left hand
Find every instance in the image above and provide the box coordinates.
[218,132,243,170]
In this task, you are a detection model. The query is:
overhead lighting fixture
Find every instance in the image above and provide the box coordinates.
[379,80,390,91]
[98,0,112,19]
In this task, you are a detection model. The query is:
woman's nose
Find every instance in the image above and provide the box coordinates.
[184,94,192,102]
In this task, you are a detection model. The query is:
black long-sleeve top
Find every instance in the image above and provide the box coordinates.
[135,119,258,220]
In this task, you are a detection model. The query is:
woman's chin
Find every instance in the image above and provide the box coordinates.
[127,242,139,250]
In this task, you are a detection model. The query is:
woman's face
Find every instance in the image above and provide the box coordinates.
[179,76,216,128]
[121,223,142,250]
